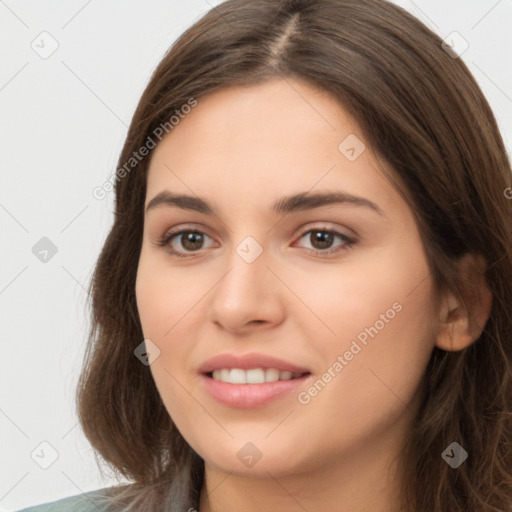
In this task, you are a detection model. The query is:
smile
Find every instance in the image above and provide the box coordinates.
[209,368,308,384]
[201,372,312,408]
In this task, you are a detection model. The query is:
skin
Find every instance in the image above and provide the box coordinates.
[135,78,491,512]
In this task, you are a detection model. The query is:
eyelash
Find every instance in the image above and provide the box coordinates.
[155,226,356,259]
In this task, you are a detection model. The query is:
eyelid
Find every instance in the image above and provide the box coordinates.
[292,225,357,255]
[292,221,356,241]
[160,221,354,240]
[155,223,217,249]
[156,222,357,257]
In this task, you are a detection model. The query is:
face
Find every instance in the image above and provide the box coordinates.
[135,78,439,479]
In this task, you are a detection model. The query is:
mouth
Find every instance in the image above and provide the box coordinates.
[205,368,311,384]
[198,352,312,407]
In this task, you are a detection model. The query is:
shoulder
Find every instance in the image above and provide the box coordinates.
[14,487,113,512]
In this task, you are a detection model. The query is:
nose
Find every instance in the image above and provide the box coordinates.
[207,239,286,335]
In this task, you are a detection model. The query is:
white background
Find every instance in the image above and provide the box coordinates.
[1,0,511,510]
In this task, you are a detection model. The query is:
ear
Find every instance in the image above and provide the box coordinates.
[435,253,493,352]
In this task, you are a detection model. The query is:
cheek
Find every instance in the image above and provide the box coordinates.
[135,250,203,339]
[135,257,191,413]
[287,242,435,346]
[135,252,209,399]
[296,246,436,431]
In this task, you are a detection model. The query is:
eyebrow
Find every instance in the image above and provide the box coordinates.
[145,190,385,217]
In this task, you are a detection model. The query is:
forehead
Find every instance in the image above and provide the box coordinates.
[144,78,406,220]
[151,79,355,160]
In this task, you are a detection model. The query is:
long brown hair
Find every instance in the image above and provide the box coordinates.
[76,0,512,510]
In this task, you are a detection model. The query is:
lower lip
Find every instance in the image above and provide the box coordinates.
[200,373,311,408]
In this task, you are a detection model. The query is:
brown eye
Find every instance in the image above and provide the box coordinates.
[157,229,216,258]
[178,231,205,251]
[309,230,335,250]
[295,228,356,256]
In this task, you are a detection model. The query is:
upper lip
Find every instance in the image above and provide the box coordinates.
[199,352,311,374]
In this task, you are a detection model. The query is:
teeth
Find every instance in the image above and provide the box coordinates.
[246,368,264,384]
[265,368,279,382]
[211,368,303,384]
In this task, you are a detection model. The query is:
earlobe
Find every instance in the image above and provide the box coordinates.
[434,253,493,352]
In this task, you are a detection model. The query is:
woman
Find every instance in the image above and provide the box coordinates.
[18,0,512,510]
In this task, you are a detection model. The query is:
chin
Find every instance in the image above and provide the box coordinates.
[195,433,308,477]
